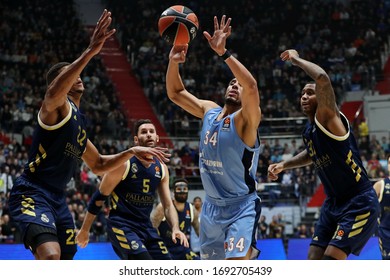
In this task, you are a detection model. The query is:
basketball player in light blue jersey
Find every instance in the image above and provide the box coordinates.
[373,154,390,259]
[166,15,262,260]
[268,49,379,260]
[8,10,170,260]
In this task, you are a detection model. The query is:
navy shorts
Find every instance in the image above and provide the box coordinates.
[106,217,172,260]
[8,176,76,256]
[310,188,380,256]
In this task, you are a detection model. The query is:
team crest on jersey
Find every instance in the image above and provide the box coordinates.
[186,209,190,219]
[40,213,50,223]
[131,163,138,174]
[155,166,161,178]
[131,240,139,250]
[222,117,231,131]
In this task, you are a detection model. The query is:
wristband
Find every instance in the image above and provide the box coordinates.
[220,50,232,60]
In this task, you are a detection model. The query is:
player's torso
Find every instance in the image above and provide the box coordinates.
[23,99,87,192]
[199,108,260,199]
[109,157,163,222]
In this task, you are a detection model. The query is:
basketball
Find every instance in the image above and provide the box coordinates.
[158,5,199,45]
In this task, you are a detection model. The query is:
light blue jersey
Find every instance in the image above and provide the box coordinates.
[199,107,260,200]
[198,107,262,259]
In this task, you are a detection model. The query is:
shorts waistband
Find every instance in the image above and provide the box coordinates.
[205,191,259,206]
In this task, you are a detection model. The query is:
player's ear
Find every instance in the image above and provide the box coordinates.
[156,135,160,143]
[134,136,139,145]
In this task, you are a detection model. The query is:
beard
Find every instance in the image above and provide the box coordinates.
[174,193,188,203]
[225,97,241,107]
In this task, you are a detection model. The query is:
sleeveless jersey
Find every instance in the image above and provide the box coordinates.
[302,112,372,200]
[22,99,87,192]
[199,107,260,199]
[109,157,165,222]
[158,201,193,247]
[378,177,390,230]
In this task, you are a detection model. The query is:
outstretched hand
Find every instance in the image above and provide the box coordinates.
[203,15,232,56]
[88,9,116,56]
[131,146,171,164]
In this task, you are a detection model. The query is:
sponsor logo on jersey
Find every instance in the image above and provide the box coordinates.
[222,117,231,131]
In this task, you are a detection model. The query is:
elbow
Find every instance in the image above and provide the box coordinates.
[315,72,331,86]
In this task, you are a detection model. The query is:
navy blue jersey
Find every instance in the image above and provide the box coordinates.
[378,177,390,229]
[22,99,87,192]
[377,177,390,259]
[302,113,372,200]
[158,201,193,247]
[109,157,165,222]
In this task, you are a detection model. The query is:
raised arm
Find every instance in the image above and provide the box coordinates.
[166,45,218,119]
[203,15,260,146]
[280,49,345,135]
[41,10,116,125]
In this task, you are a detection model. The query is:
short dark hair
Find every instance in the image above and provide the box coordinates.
[46,62,70,86]
[134,119,153,135]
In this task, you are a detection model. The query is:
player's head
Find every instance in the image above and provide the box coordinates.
[300,82,317,118]
[134,119,159,147]
[173,178,189,203]
[224,78,242,108]
[46,62,84,95]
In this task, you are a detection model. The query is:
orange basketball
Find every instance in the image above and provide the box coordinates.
[158,5,199,45]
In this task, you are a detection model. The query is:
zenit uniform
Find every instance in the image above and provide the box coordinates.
[376,177,390,259]
[199,108,262,260]
[302,113,379,256]
[106,157,172,260]
[158,201,199,260]
[9,99,87,255]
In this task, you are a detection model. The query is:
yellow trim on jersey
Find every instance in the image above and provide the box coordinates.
[378,180,385,203]
[122,160,130,181]
[38,100,73,130]
[161,162,166,180]
[189,202,194,223]
[314,112,350,141]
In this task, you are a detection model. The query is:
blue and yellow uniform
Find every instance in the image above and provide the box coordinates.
[9,99,87,255]
[158,201,199,260]
[106,157,172,259]
[377,177,390,259]
[198,108,261,260]
[303,113,379,256]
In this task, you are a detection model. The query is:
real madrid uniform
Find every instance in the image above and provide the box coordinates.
[158,201,199,260]
[303,113,379,256]
[105,157,172,259]
[9,99,87,256]
[376,177,390,259]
